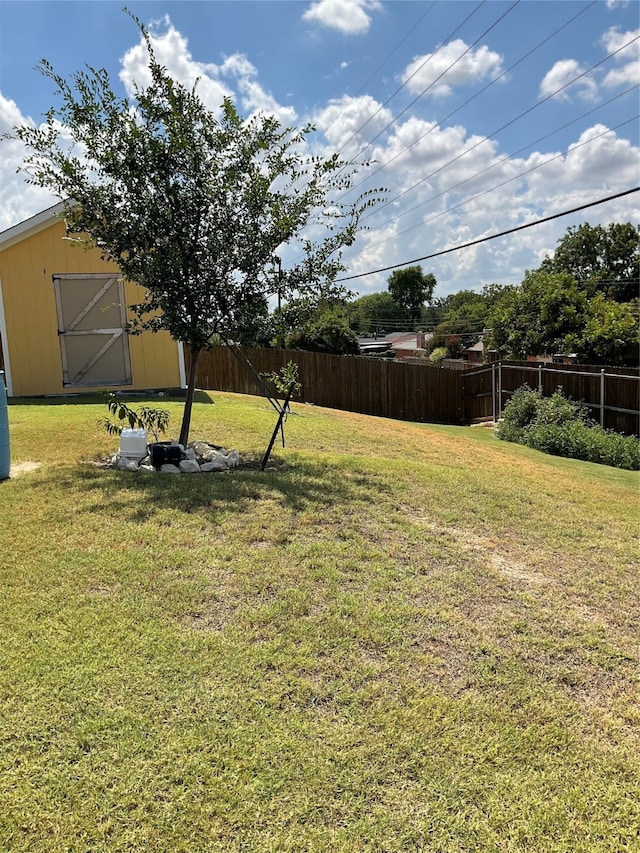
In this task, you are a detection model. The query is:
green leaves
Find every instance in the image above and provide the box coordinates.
[387,266,436,321]
[97,393,170,442]
[8,10,384,443]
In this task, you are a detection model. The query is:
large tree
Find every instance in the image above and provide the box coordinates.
[488,270,588,359]
[487,270,639,364]
[386,266,436,322]
[9,13,381,444]
[488,222,639,365]
[540,222,639,302]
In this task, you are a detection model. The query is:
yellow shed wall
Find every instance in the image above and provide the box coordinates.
[0,220,182,396]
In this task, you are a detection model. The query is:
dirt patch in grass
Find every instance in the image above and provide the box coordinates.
[8,461,41,477]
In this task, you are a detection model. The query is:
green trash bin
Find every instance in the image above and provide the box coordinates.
[0,371,9,480]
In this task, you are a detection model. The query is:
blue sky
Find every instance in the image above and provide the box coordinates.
[1,0,638,297]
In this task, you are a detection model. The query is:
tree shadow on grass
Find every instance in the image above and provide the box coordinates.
[41,454,381,524]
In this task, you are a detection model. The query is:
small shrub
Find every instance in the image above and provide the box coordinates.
[429,346,448,365]
[497,384,540,443]
[532,388,592,428]
[526,421,639,470]
[498,384,639,470]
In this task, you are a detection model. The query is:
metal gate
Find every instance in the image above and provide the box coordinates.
[53,274,132,387]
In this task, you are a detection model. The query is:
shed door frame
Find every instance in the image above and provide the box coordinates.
[53,273,132,387]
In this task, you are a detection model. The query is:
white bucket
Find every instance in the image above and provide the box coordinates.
[119,428,148,459]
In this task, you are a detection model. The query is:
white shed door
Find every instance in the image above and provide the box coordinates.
[53,274,132,387]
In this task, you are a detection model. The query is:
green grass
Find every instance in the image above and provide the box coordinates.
[1,393,639,852]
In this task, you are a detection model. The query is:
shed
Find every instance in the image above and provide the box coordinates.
[0,203,185,397]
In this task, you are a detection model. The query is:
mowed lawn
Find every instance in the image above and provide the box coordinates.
[1,392,638,853]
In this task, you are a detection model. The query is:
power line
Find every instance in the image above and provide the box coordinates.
[335,1,487,159]
[351,1,520,159]
[347,111,639,258]
[343,0,597,200]
[319,3,437,147]
[356,32,640,225]
[336,187,640,282]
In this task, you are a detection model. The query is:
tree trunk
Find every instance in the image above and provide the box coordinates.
[179,347,201,447]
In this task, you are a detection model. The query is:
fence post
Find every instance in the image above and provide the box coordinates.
[538,363,543,394]
[492,362,496,423]
[498,362,503,420]
[600,369,605,428]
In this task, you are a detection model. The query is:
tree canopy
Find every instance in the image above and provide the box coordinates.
[270,298,359,355]
[10,12,382,443]
[487,222,639,365]
[386,266,436,321]
[540,222,639,302]
[349,291,407,334]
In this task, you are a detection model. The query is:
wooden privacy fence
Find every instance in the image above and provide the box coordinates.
[192,347,464,425]
[191,348,640,435]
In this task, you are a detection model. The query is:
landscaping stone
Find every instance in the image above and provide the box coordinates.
[106,439,241,474]
[200,457,228,472]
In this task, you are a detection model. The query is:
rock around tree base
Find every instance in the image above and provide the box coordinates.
[111,440,240,473]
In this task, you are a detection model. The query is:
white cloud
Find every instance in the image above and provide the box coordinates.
[217,54,297,124]
[335,111,640,295]
[401,40,505,98]
[539,28,639,103]
[601,26,640,88]
[0,94,63,231]
[119,16,296,123]
[119,17,233,112]
[302,0,382,35]
[314,94,393,151]
[2,16,638,300]
[538,59,599,102]
[602,25,640,56]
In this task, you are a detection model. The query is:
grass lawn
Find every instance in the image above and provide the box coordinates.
[1,392,638,852]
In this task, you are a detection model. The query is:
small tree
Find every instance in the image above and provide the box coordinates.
[9,12,382,445]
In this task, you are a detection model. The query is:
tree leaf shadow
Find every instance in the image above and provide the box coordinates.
[45,454,380,524]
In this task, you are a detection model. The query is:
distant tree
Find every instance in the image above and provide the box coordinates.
[540,222,639,302]
[272,298,358,354]
[289,309,359,355]
[8,12,382,445]
[487,271,588,359]
[426,284,514,359]
[387,266,436,322]
[350,291,406,334]
[578,294,639,364]
[486,223,639,364]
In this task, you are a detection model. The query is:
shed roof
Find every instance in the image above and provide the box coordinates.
[0,202,69,253]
